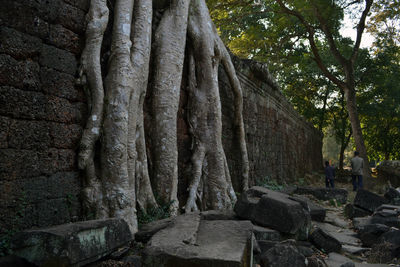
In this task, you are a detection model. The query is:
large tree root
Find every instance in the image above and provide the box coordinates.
[150,0,190,215]
[79,0,249,232]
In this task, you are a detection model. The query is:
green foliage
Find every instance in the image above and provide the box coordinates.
[255,176,283,191]
[137,201,172,228]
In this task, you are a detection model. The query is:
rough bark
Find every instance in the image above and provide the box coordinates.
[79,0,250,232]
[150,0,190,215]
[130,0,158,211]
[185,0,241,212]
[78,0,109,217]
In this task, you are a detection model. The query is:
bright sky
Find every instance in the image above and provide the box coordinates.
[340,13,374,48]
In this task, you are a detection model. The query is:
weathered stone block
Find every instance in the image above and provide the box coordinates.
[344,203,371,219]
[252,225,281,241]
[0,149,41,180]
[0,0,49,39]
[46,96,84,123]
[38,148,76,175]
[143,214,253,267]
[41,67,85,102]
[63,0,90,11]
[358,224,390,247]
[0,86,47,120]
[260,244,306,267]
[11,218,132,266]
[8,120,50,150]
[200,209,238,221]
[50,122,82,149]
[310,228,342,253]
[384,187,400,203]
[289,195,326,222]
[0,26,42,59]
[0,54,40,91]
[48,24,81,54]
[40,44,77,75]
[0,116,10,148]
[354,189,389,213]
[56,2,86,33]
[235,187,311,238]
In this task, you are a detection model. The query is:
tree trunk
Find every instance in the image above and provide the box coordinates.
[343,85,371,178]
[150,0,190,214]
[79,0,249,232]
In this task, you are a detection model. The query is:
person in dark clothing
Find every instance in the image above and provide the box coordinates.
[325,161,335,188]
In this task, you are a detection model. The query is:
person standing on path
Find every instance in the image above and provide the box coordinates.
[351,151,364,191]
[325,161,335,188]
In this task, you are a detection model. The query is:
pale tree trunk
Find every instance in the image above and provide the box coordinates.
[78,0,108,218]
[79,0,250,232]
[150,0,190,215]
[129,0,157,211]
[101,0,136,233]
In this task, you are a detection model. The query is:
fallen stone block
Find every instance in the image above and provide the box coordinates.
[295,187,348,204]
[370,206,400,228]
[384,187,400,203]
[342,245,370,255]
[344,204,371,219]
[143,213,253,267]
[379,229,400,246]
[353,190,389,213]
[11,218,132,267]
[235,186,311,239]
[252,225,281,241]
[200,209,237,221]
[290,195,326,222]
[358,224,390,247]
[352,216,372,230]
[257,240,278,254]
[309,228,342,253]
[260,244,306,267]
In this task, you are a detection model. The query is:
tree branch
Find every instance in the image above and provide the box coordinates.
[351,0,373,63]
[276,0,346,88]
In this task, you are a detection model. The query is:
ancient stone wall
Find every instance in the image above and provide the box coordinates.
[218,58,323,191]
[0,0,89,232]
[0,0,322,232]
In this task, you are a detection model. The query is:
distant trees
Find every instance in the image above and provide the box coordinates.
[208,0,400,164]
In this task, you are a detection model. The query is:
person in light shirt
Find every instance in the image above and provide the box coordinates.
[351,151,364,191]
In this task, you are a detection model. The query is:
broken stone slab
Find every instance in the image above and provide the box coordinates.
[370,206,400,228]
[11,218,132,267]
[358,224,390,247]
[259,244,306,267]
[135,217,175,243]
[289,195,326,222]
[325,212,349,228]
[309,227,342,253]
[235,186,311,239]
[353,190,389,213]
[342,245,370,255]
[326,252,388,267]
[257,240,278,254]
[344,204,371,219]
[379,228,400,246]
[200,209,238,221]
[313,221,360,246]
[252,225,281,241]
[352,216,372,230]
[142,213,253,267]
[295,187,348,204]
[384,187,400,203]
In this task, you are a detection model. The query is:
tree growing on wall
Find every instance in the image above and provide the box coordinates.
[78,0,250,233]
